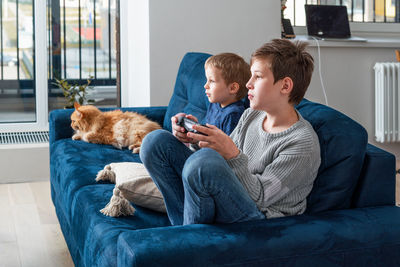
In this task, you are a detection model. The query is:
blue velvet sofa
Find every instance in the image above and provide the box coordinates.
[50,52,400,267]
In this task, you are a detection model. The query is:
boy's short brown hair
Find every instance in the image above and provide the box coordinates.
[251,39,314,105]
[205,53,251,100]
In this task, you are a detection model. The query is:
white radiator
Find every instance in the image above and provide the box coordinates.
[374,62,400,143]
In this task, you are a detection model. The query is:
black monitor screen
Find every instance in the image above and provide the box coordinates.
[305,5,351,38]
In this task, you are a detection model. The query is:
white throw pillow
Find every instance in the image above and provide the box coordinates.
[96,162,166,217]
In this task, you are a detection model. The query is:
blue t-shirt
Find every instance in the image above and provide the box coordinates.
[201,101,246,135]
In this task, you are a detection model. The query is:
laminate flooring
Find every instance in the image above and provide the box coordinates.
[0,181,73,267]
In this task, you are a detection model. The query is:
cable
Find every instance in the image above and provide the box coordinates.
[309,36,329,106]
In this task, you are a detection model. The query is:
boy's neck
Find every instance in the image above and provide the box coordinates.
[219,98,239,108]
[262,105,298,133]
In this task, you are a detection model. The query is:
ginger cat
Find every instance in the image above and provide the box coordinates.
[70,102,161,153]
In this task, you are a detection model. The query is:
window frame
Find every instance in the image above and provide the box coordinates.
[0,0,48,133]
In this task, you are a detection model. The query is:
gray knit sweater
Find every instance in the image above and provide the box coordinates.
[227,108,321,219]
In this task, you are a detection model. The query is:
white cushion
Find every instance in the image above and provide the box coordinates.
[109,162,166,213]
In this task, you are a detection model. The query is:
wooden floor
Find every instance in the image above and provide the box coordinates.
[0,162,399,267]
[0,181,73,267]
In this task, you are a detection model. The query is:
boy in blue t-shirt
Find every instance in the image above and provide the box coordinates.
[200,53,251,135]
[174,53,251,149]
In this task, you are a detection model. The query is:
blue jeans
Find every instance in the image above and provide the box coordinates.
[140,129,265,225]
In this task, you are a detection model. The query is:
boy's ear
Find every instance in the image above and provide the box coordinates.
[229,82,240,95]
[280,77,293,96]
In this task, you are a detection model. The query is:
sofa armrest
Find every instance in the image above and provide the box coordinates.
[117,206,400,267]
[351,144,396,208]
[49,109,75,144]
[49,106,167,144]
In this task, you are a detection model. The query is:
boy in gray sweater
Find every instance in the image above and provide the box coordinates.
[141,39,321,225]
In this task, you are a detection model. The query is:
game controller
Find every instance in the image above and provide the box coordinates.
[176,116,208,136]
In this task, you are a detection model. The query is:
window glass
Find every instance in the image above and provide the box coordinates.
[0,0,36,123]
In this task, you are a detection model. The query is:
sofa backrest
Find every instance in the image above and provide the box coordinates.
[163,52,212,132]
[296,99,368,214]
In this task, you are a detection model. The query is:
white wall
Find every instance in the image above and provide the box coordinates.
[121,0,280,107]
[305,44,400,157]
[148,0,280,106]
[0,145,49,183]
[120,0,400,158]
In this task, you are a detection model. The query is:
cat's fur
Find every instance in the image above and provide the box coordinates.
[70,102,161,153]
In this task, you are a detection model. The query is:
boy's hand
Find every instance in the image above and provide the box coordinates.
[188,124,240,160]
[171,113,198,143]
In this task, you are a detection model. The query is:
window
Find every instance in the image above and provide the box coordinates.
[0,0,36,124]
[0,0,120,132]
[285,0,400,26]
[48,0,120,111]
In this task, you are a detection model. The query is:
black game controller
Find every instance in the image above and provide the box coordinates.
[176,116,208,136]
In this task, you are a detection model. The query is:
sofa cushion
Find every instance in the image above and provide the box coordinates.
[163,52,212,132]
[70,184,170,267]
[296,99,368,213]
[50,139,171,267]
[351,144,396,208]
[50,139,141,224]
[117,206,400,267]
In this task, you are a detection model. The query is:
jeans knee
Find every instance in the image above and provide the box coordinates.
[189,148,224,167]
[182,148,225,187]
[140,129,171,164]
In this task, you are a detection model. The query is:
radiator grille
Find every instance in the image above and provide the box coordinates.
[374,62,400,143]
[0,131,49,145]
